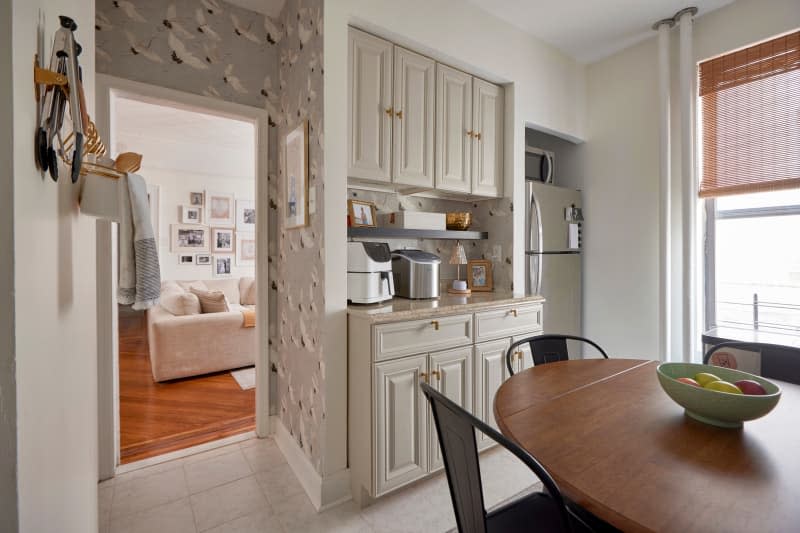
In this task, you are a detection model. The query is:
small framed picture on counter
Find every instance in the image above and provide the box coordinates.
[348,199,377,228]
[467,259,493,292]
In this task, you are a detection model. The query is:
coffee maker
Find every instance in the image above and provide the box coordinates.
[347,241,394,304]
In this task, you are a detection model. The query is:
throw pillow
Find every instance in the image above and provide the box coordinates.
[240,277,257,305]
[178,280,209,292]
[190,287,230,313]
[160,290,201,316]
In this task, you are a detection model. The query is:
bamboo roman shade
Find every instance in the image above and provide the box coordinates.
[698,30,800,198]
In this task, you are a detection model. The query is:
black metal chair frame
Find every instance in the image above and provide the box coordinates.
[506,334,609,376]
[421,382,593,533]
[703,341,800,385]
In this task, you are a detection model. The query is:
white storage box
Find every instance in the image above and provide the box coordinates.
[379,211,446,230]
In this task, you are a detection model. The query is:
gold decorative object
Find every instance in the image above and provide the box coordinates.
[446,212,472,230]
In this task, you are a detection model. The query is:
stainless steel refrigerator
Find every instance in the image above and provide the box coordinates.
[525,180,583,336]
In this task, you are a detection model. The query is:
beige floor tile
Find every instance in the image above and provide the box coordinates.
[99,483,113,528]
[184,449,253,494]
[190,476,269,532]
[113,457,186,486]
[204,509,284,533]
[183,442,244,465]
[291,500,374,533]
[110,498,197,533]
[254,463,306,506]
[111,467,189,519]
[241,439,286,474]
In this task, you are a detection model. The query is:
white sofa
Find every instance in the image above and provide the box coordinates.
[146,278,256,382]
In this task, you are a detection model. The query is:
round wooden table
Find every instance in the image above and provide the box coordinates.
[494,359,800,533]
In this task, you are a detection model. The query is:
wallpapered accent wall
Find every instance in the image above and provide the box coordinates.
[272,0,325,473]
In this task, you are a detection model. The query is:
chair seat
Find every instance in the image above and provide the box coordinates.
[487,492,594,533]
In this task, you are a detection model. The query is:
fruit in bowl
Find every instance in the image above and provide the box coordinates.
[657,363,781,428]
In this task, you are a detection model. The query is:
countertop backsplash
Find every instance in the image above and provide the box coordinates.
[348,189,514,292]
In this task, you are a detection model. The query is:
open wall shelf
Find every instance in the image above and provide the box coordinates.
[347,227,488,240]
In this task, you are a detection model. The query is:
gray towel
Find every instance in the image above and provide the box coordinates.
[118,173,161,310]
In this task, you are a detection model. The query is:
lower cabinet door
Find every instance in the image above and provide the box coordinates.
[374,354,429,495]
[428,346,473,472]
[474,338,510,449]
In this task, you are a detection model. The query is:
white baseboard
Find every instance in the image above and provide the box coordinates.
[273,419,351,511]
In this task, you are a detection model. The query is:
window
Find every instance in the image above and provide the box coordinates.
[701,30,800,337]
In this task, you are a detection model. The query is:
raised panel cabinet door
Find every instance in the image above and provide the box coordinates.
[511,334,538,374]
[435,64,472,193]
[428,346,473,472]
[348,28,393,182]
[374,354,429,495]
[471,79,504,197]
[474,338,510,449]
[392,47,435,187]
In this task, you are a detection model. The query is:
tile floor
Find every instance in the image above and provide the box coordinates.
[99,437,540,533]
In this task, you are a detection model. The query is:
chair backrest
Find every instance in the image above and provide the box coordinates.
[421,382,571,533]
[507,334,609,375]
[703,341,800,385]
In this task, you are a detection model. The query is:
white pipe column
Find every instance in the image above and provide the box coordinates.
[678,7,698,363]
[654,18,674,362]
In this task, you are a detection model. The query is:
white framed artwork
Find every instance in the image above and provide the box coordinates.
[178,254,194,265]
[236,199,256,231]
[170,224,209,253]
[181,205,202,224]
[189,191,204,206]
[196,253,211,265]
[284,120,308,229]
[211,228,235,252]
[206,191,235,227]
[213,254,233,277]
[236,232,256,266]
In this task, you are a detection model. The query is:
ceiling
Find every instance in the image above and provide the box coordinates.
[465,0,735,64]
[223,0,285,18]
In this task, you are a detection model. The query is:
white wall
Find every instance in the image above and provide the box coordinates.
[11,0,99,531]
[324,0,587,479]
[577,0,800,359]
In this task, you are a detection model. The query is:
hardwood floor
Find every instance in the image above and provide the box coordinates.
[119,309,255,464]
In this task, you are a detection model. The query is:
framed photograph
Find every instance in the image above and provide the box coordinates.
[181,205,202,224]
[467,259,493,292]
[206,191,235,227]
[212,228,235,252]
[348,199,377,228]
[196,253,211,265]
[236,232,256,266]
[285,120,309,229]
[236,199,256,231]
[189,191,204,206]
[146,183,161,245]
[178,254,194,265]
[213,254,233,277]
[170,224,209,253]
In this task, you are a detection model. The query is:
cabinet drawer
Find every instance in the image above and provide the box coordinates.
[374,314,473,361]
[474,304,542,343]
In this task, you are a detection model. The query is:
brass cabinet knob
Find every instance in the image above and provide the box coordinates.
[420,372,429,383]
[385,107,394,116]
[431,320,439,331]
[466,130,474,137]
[510,309,518,317]
[395,110,403,119]
[516,351,524,361]
[431,369,441,381]
[475,132,482,140]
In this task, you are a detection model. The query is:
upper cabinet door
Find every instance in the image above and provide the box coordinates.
[392,47,435,188]
[472,79,504,198]
[348,29,393,182]
[435,65,472,193]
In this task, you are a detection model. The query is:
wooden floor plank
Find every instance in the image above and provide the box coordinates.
[119,310,255,464]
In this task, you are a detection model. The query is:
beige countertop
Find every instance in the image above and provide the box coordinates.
[347,292,545,323]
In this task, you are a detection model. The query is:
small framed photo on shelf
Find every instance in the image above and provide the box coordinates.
[213,254,233,277]
[171,224,209,253]
[236,232,256,266]
[467,259,493,292]
[178,254,194,265]
[206,191,235,227]
[196,253,211,265]
[212,228,235,252]
[348,199,377,228]
[236,199,256,231]
[181,205,202,224]
[189,191,204,206]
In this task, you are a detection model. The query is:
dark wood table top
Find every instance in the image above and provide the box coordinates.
[494,359,800,533]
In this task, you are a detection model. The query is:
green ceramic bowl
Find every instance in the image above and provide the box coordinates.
[656,363,781,428]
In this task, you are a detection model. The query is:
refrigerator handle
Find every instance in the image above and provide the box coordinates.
[529,188,544,294]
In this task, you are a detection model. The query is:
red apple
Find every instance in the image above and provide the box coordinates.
[676,377,701,387]
[734,380,767,395]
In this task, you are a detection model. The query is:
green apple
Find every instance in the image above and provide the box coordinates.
[694,372,721,387]
[704,380,743,394]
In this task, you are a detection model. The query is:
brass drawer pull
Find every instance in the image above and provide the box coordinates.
[516,351,524,361]
[475,132,482,140]
[466,130,474,137]
[431,370,441,381]
[510,309,518,317]
[420,372,429,383]
[385,107,394,116]
[395,110,403,119]
[431,320,440,331]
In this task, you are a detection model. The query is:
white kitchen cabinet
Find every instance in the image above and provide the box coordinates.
[428,346,473,471]
[471,78,504,197]
[392,46,436,188]
[435,64,472,193]
[374,354,429,495]
[348,28,393,182]
[474,338,510,449]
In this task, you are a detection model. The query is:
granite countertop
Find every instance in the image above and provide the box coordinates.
[347,292,545,323]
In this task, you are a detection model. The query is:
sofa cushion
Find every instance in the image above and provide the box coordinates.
[239,277,256,305]
[160,289,201,316]
[205,278,241,305]
[190,287,230,313]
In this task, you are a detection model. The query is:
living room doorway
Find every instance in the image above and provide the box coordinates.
[95,76,270,478]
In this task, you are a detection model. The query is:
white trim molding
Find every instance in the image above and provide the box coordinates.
[274,419,352,511]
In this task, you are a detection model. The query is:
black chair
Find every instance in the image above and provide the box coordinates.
[703,341,800,386]
[506,334,609,376]
[421,382,597,533]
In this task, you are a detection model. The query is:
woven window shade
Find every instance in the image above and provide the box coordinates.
[698,30,800,198]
